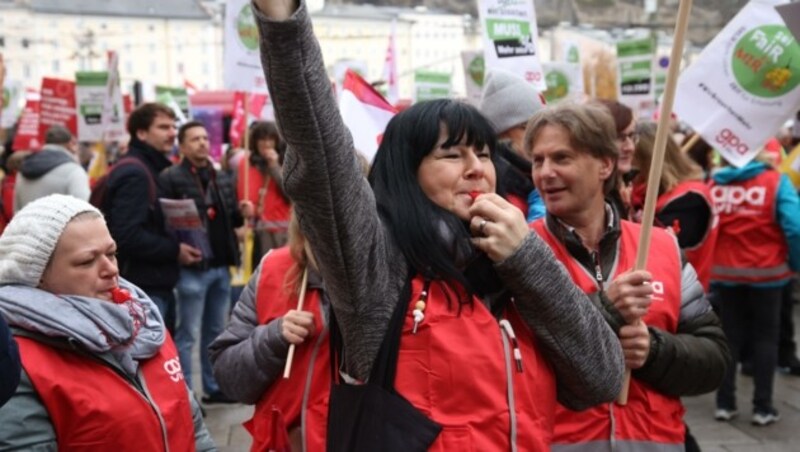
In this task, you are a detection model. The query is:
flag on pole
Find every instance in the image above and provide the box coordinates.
[339,69,397,162]
[382,20,399,105]
[229,92,247,149]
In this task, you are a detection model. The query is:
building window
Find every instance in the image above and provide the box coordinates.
[125,60,133,73]
[52,60,60,73]
[150,61,157,74]
[202,61,210,75]
[24,64,31,78]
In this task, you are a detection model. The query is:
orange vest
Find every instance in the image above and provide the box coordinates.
[237,156,291,232]
[393,276,556,451]
[656,180,718,291]
[531,219,685,450]
[17,335,196,452]
[245,247,329,452]
[711,170,792,284]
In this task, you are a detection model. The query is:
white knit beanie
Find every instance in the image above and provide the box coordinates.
[0,194,102,287]
[479,68,546,135]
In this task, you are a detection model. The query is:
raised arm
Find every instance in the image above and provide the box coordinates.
[251,0,404,380]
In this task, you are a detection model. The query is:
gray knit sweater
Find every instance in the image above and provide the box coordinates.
[252,1,624,410]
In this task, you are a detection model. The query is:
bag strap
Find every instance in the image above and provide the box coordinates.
[329,273,414,392]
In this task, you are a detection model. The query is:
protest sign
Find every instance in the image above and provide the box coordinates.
[617,37,656,115]
[478,0,545,90]
[414,70,451,102]
[38,78,77,141]
[542,62,584,104]
[674,0,800,167]
[224,0,267,93]
[76,71,125,142]
[462,51,485,106]
[12,93,41,151]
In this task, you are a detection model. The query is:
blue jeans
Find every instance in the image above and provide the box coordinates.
[146,289,176,335]
[174,266,231,395]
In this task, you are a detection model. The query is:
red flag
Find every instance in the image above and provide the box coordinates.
[229,91,247,148]
[249,93,268,118]
[339,69,397,162]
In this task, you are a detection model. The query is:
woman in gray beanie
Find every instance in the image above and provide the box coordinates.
[0,194,215,451]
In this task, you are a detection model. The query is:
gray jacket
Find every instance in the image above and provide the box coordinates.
[209,261,328,404]
[253,1,624,410]
[14,144,90,213]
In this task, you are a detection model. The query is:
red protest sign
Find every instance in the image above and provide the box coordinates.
[12,95,41,151]
[38,77,77,143]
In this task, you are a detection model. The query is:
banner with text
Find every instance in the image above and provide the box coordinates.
[478,0,545,90]
[617,37,656,116]
[76,71,126,142]
[674,0,800,167]
[12,93,41,151]
[224,0,267,93]
[38,78,77,142]
[414,70,452,102]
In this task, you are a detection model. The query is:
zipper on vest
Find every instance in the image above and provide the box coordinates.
[499,320,519,452]
[499,319,523,372]
[137,368,171,452]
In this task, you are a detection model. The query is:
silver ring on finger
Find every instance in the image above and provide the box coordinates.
[479,219,488,235]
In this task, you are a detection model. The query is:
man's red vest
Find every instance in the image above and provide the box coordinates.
[245,247,329,452]
[711,169,792,284]
[17,335,196,451]
[656,180,718,291]
[393,276,556,451]
[531,219,685,450]
[237,157,291,232]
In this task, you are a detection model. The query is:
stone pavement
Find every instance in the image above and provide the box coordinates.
[202,310,800,451]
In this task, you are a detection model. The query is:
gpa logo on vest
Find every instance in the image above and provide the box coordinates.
[711,185,766,215]
[164,357,185,383]
[651,281,665,301]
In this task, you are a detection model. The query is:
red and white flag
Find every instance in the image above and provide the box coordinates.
[339,69,397,162]
[382,20,399,105]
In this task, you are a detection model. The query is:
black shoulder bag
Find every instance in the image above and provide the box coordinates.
[326,281,442,451]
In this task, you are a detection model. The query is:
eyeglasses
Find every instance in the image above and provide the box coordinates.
[617,132,639,145]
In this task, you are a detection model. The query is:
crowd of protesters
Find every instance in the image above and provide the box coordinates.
[2,0,800,450]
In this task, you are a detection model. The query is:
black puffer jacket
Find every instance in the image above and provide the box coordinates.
[545,204,731,397]
[105,140,179,292]
[159,159,243,268]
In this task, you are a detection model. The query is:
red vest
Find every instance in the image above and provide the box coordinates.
[711,169,792,284]
[531,219,685,449]
[656,180,718,291]
[394,276,556,451]
[237,157,291,232]
[17,335,196,452]
[245,247,329,452]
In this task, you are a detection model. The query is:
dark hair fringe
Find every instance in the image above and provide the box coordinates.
[368,99,497,305]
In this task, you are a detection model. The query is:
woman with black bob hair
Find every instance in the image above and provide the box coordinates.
[369,99,502,292]
[250,0,624,449]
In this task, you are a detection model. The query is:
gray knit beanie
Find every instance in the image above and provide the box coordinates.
[0,194,102,287]
[479,68,546,135]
